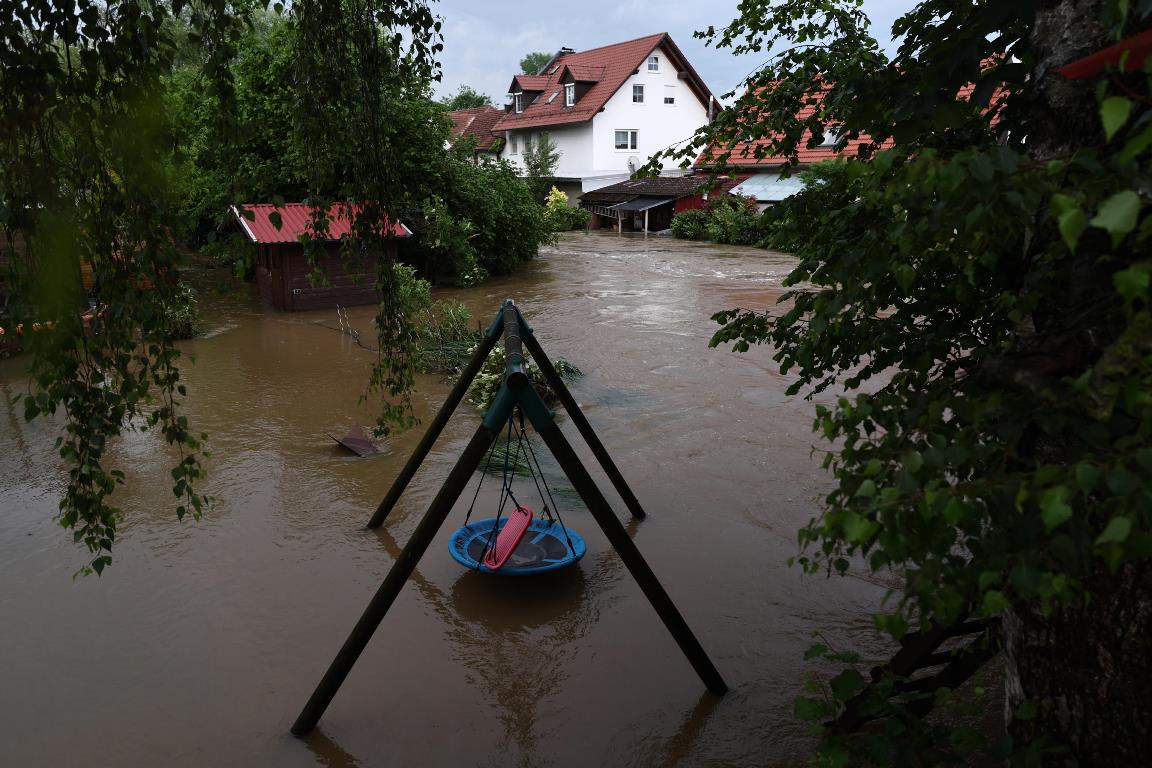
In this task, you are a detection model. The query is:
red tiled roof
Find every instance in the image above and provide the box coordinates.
[449,106,504,151]
[233,203,411,244]
[696,86,893,169]
[494,33,715,132]
[701,65,1004,169]
[511,75,550,92]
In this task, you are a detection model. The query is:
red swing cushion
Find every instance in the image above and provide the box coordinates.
[483,506,533,570]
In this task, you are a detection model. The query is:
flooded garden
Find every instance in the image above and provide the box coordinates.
[1,232,890,766]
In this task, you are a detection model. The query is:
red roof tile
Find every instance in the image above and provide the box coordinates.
[449,106,504,151]
[233,203,411,244]
[494,33,715,132]
[696,86,893,169]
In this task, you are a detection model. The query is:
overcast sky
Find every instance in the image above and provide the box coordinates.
[431,0,918,105]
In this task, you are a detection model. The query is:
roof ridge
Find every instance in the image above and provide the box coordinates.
[559,31,666,59]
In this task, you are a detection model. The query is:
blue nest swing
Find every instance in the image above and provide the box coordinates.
[449,407,585,575]
[449,517,586,575]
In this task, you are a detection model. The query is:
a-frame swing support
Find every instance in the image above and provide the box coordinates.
[291,300,727,736]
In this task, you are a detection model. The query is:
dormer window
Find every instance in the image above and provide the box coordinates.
[819,125,842,147]
[632,84,644,103]
[564,83,575,107]
[514,92,523,113]
[647,55,659,72]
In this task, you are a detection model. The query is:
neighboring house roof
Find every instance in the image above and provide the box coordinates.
[449,106,504,151]
[494,33,716,132]
[580,176,707,203]
[233,203,411,244]
[696,88,894,170]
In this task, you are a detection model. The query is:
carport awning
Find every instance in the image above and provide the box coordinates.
[610,196,676,212]
[729,173,806,202]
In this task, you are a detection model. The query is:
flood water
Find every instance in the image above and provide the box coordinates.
[1,232,892,767]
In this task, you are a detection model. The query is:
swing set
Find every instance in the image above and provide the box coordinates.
[291,299,727,736]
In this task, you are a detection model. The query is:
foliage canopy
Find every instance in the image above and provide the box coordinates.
[657,0,1152,762]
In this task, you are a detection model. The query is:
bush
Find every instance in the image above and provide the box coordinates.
[670,208,709,240]
[162,282,202,340]
[543,186,591,232]
[466,344,582,411]
[670,196,764,245]
[407,154,550,283]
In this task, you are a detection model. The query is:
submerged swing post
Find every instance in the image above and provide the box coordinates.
[293,392,517,736]
[292,299,726,736]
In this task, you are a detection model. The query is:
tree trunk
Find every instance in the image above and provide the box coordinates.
[1003,2,1152,764]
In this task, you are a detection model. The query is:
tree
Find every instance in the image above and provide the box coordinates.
[438,84,493,110]
[521,131,561,202]
[519,51,551,75]
[0,0,444,574]
[659,0,1152,763]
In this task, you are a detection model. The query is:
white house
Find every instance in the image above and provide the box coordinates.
[493,33,717,199]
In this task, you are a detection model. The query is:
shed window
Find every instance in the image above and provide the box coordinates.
[564,83,575,107]
[647,55,659,72]
[632,84,644,103]
[614,130,638,150]
[664,85,675,105]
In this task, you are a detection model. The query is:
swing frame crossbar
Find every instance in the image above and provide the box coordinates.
[290,299,727,736]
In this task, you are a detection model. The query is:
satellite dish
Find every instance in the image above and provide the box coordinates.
[627,155,640,173]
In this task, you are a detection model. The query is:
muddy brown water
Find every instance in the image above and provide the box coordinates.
[0,232,891,767]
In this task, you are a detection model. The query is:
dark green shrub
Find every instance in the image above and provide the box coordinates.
[670,208,710,240]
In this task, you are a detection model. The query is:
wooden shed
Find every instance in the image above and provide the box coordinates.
[232,203,412,312]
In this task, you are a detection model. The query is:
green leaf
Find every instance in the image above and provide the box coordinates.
[1100,96,1132,140]
[1040,487,1073,532]
[1095,516,1132,545]
[982,589,1008,614]
[1113,265,1150,304]
[804,643,829,660]
[855,479,877,498]
[843,513,879,543]
[1090,190,1141,247]
[829,668,866,701]
[794,696,830,721]
[1074,463,1100,494]
[268,211,283,230]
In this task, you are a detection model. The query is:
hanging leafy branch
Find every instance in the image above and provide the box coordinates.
[654,0,1152,763]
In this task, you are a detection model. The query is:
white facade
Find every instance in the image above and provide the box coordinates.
[502,46,711,193]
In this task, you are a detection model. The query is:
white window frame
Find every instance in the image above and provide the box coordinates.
[564,83,575,107]
[614,129,638,151]
[647,55,659,72]
[509,133,519,154]
[664,85,675,105]
[514,92,523,113]
[632,84,644,104]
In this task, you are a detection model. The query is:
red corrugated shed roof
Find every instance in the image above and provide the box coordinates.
[449,106,504,151]
[233,203,411,244]
[494,33,715,132]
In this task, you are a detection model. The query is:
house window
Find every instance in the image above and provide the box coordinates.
[647,55,659,72]
[564,83,575,107]
[632,84,644,103]
[514,92,523,113]
[510,133,519,154]
[819,125,841,147]
[664,85,675,105]
[614,130,638,150]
